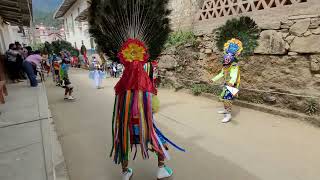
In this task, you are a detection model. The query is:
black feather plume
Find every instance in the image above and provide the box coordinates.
[88,0,172,61]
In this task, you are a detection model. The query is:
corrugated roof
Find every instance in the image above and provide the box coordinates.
[0,0,32,26]
[54,0,77,19]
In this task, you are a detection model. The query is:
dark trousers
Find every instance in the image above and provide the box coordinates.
[16,56,26,79]
[6,61,19,81]
[23,61,38,87]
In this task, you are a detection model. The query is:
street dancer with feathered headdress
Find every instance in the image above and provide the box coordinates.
[88,0,185,179]
[212,38,243,123]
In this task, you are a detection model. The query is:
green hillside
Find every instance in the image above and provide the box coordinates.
[33,9,63,28]
[32,0,63,27]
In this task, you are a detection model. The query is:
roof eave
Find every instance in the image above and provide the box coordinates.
[0,0,32,26]
[75,8,88,22]
[53,0,77,19]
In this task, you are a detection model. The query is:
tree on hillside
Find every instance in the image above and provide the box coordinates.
[33,0,63,28]
[43,41,53,54]
[33,9,63,28]
[51,40,79,56]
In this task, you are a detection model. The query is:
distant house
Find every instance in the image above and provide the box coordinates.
[48,32,65,42]
[34,24,65,43]
[54,0,95,55]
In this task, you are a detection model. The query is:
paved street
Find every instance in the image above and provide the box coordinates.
[46,69,320,180]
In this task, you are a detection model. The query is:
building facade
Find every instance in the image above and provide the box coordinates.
[0,0,32,55]
[0,24,31,52]
[0,17,16,54]
[34,24,65,44]
[54,0,95,53]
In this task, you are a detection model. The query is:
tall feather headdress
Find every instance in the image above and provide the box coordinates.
[89,0,171,94]
[88,0,184,164]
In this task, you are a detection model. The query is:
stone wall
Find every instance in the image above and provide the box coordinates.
[193,0,320,35]
[254,14,320,56]
[158,16,320,115]
[168,0,320,35]
[158,36,320,116]
[168,1,320,84]
[168,0,203,31]
[194,17,320,95]
[162,0,320,116]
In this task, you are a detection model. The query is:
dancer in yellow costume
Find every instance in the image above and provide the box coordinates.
[212,39,242,123]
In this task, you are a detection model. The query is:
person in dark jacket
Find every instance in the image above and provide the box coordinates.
[5,43,21,83]
[15,42,27,80]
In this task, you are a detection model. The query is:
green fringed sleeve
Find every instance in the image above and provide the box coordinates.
[212,70,224,82]
[229,65,239,85]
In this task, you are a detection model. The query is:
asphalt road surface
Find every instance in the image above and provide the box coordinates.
[46,69,320,180]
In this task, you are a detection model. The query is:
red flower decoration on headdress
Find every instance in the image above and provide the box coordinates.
[118,39,149,64]
[115,39,156,95]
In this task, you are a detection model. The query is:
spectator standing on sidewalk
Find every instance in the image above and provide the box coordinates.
[24,46,33,57]
[23,50,42,87]
[15,42,26,80]
[5,43,21,83]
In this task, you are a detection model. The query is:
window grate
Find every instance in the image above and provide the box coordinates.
[197,0,308,21]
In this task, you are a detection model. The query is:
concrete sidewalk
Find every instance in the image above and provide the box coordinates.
[0,82,68,180]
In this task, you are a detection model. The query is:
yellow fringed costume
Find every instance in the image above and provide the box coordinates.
[212,38,243,117]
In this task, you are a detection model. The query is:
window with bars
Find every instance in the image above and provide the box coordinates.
[198,0,308,21]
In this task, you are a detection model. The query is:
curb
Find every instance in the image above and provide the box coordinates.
[171,88,320,127]
[201,92,320,127]
[39,83,70,180]
[50,115,69,180]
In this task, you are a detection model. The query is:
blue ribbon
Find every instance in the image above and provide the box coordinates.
[153,124,186,152]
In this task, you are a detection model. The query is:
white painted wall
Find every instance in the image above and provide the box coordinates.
[0,18,14,54]
[62,0,95,52]
[8,26,30,45]
[0,17,31,54]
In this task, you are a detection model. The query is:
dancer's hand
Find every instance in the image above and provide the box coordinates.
[227,83,234,87]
